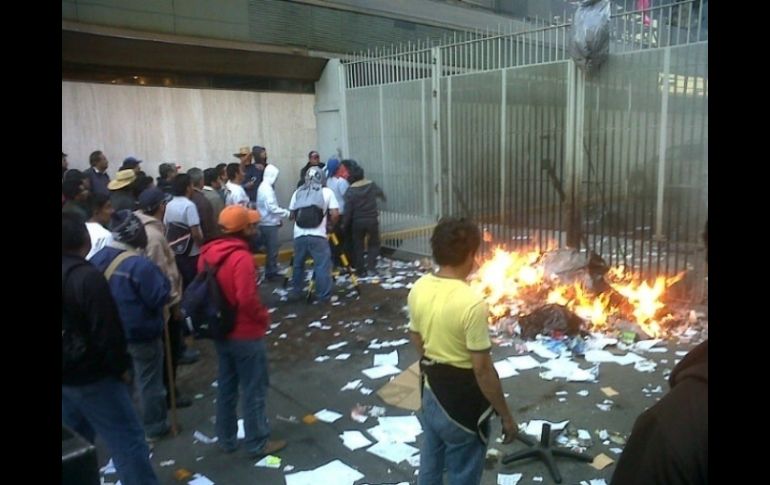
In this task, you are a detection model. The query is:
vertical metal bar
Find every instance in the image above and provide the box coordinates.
[696,0,703,42]
[447,76,453,216]
[500,69,507,228]
[431,46,443,219]
[338,61,350,159]
[421,79,429,214]
[655,47,671,240]
[564,61,576,248]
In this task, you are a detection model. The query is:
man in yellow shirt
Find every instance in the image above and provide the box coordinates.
[409,218,518,485]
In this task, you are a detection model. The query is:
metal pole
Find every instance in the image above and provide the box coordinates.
[431,46,443,218]
[338,60,350,158]
[655,47,671,240]
[421,79,429,214]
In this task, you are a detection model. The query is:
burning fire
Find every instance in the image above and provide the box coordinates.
[470,247,685,338]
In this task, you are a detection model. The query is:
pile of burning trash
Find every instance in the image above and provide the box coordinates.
[470,247,693,340]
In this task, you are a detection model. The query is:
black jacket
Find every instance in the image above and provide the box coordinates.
[62,254,131,386]
[297,162,326,188]
[610,340,708,485]
[343,179,386,228]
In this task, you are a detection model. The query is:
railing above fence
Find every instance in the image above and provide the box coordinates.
[342,0,706,89]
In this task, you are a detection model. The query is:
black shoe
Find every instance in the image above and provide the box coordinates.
[178,348,200,365]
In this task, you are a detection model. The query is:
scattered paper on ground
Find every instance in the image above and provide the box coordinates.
[284,460,364,485]
[341,379,362,391]
[591,453,615,470]
[366,440,419,464]
[601,387,619,397]
[314,409,343,423]
[367,416,422,443]
[340,431,372,450]
[255,455,282,468]
[507,355,541,370]
[497,473,523,485]
[193,431,218,444]
[374,350,399,367]
[523,420,569,437]
[361,364,402,379]
[494,360,520,379]
[188,474,215,485]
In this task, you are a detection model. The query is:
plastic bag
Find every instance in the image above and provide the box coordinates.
[569,0,611,75]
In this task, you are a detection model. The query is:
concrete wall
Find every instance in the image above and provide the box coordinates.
[62,80,317,241]
[314,59,345,162]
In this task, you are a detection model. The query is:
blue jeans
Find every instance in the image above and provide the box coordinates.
[418,387,487,485]
[260,225,280,278]
[127,339,169,437]
[214,338,271,453]
[62,378,159,485]
[291,235,333,301]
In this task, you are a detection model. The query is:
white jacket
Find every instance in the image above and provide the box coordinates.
[257,165,290,226]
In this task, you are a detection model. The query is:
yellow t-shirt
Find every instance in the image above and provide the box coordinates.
[408,273,491,369]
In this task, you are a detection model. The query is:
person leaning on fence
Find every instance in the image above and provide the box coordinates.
[610,220,708,485]
[342,161,386,277]
[408,217,518,485]
[62,212,160,485]
[197,205,287,458]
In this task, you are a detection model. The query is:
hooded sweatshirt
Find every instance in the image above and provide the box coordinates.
[343,179,386,228]
[197,237,269,340]
[610,339,708,485]
[257,164,290,226]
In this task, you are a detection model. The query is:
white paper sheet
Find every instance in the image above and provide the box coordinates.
[366,440,419,464]
[361,364,402,379]
[507,355,541,370]
[374,350,399,367]
[494,359,520,379]
[285,460,364,485]
[339,431,372,450]
[314,409,343,423]
[497,473,523,485]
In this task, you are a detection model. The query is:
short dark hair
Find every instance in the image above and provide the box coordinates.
[431,217,481,266]
[88,192,111,214]
[309,150,319,159]
[170,174,191,196]
[62,169,84,183]
[62,179,85,200]
[62,212,89,253]
[159,163,176,180]
[133,175,154,197]
[216,163,227,177]
[204,168,219,186]
[188,167,204,187]
[88,150,103,167]
[226,163,241,181]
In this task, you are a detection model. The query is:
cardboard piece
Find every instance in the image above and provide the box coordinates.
[376,361,421,411]
[591,453,615,470]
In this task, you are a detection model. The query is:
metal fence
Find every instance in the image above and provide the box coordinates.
[340,0,707,298]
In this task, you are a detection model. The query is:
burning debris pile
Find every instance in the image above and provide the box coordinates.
[470,247,694,340]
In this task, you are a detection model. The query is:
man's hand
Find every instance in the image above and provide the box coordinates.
[501,415,519,444]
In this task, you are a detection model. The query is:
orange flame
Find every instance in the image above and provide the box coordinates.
[471,247,685,338]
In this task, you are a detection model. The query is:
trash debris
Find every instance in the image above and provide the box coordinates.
[373,350,399,367]
[367,416,423,444]
[284,459,364,485]
[341,379,363,391]
[522,419,570,437]
[314,355,331,362]
[596,399,614,412]
[255,455,282,468]
[193,431,218,444]
[577,389,590,397]
[361,364,402,379]
[360,387,373,395]
[302,414,318,425]
[494,359,520,379]
[335,353,351,360]
[283,465,295,472]
[188,474,215,485]
[601,387,619,397]
[376,362,421,411]
[173,468,193,481]
[497,473,523,485]
[327,342,348,351]
[519,304,584,339]
[339,430,372,450]
[634,360,657,373]
[366,440,419,464]
[276,415,299,424]
[590,453,614,470]
[160,460,175,467]
[314,409,343,423]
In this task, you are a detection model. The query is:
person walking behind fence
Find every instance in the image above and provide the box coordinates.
[342,161,386,277]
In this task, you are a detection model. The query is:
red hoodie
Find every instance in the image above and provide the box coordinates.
[197,237,269,340]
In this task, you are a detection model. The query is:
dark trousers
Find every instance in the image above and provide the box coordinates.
[352,219,380,274]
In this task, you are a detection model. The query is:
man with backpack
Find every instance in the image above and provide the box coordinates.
[288,166,339,304]
[196,205,287,458]
[90,210,172,442]
[62,212,159,485]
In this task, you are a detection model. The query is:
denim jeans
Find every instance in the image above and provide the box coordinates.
[260,225,280,278]
[291,235,333,301]
[214,338,271,453]
[127,339,169,437]
[417,387,487,485]
[62,378,159,485]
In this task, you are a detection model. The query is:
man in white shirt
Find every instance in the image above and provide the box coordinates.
[257,165,290,280]
[225,162,249,207]
[85,193,114,260]
[288,166,339,303]
[163,174,204,289]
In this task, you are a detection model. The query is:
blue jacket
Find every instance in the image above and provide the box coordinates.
[90,245,171,342]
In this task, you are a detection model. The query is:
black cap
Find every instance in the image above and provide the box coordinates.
[121,156,143,169]
[138,187,172,212]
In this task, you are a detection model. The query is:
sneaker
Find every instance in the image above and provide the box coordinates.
[247,439,287,458]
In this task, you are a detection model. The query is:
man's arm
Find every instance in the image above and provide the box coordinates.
[328,208,340,227]
[190,225,204,246]
[409,330,425,356]
[471,351,518,443]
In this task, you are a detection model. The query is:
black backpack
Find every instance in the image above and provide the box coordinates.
[295,206,325,228]
[181,261,236,339]
[166,221,192,256]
